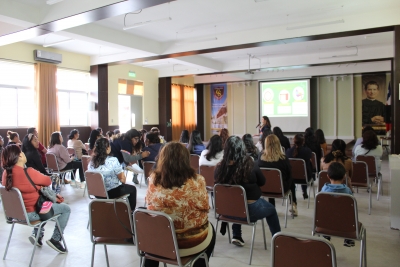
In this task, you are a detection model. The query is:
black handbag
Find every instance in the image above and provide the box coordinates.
[24,169,55,221]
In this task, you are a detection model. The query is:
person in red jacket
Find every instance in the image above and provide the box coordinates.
[2,145,70,253]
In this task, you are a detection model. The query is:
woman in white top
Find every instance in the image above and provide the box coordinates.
[354,130,383,172]
[67,129,87,160]
[199,135,223,166]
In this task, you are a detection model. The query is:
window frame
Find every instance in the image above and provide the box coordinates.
[57,89,89,127]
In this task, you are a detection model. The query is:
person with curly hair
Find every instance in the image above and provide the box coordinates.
[88,138,137,210]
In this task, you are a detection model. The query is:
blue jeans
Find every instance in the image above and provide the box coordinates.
[27,203,71,241]
[231,198,281,238]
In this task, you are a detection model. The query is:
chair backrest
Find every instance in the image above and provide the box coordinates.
[313,192,360,239]
[289,158,308,183]
[271,232,337,267]
[214,184,250,223]
[356,155,377,176]
[45,153,60,172]
[310,152,318,172]
[259,168,284,196]
[89,199,133,241]
[67,148,75,157]
[351,161,369,186]
[0,187,29,223]
[318,171,330,192]
[142,161,156,178]
[190,154,200,172]
[81,155,92,173]
[134,209,180,262]
[85,171,108,198]
[199,165,216,188]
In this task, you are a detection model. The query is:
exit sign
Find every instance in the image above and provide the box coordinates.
[128,71,136,78]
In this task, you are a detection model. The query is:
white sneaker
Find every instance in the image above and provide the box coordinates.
[290,203,298,217]
[80,182,86,189]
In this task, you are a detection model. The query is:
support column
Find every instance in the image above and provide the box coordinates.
[196,84,205,139]
[158,77,172,141]
[90,64,109,131]
[392,26,400,153]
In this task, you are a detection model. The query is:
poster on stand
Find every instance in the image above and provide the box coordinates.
[211,83,227,136]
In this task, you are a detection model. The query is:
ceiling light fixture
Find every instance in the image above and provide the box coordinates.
[123,17,171,30]
[99,51,127,57]
[319,46,358,59]
[286,19,344,30]
[46,0,64,5]
[175,37,217,46]
[43,39,74,47]
[142,62,170,67]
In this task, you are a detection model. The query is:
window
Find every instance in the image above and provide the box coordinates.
[0,60,35,127]
[57,69,90,126]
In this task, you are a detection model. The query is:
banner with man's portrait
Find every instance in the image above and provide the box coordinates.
[211,83,228,136]
[362,73,387,134]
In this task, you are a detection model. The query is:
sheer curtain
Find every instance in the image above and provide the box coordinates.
[171,84,196,140]
[35,63,60,147]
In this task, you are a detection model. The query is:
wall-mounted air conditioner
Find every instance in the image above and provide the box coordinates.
[34,50,62,64]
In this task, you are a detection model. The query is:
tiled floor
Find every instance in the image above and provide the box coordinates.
[1,156,400,267]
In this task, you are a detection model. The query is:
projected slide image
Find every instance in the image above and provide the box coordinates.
[260,80,309,117]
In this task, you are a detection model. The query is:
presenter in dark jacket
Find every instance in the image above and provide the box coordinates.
[285,134,312,199]
[142,132,163,162]
[21,134,50,176]
[259,116,271,134]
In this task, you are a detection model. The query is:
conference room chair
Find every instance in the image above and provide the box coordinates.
[190,154,200,173]
[142,161,156,185]
[133,209,209,267]
[318,171,330,193]
[199,165,216,209]
[46,153,77,188]
[289,158,315,208]
[312,192,367,267]
[259,168,292,228]
[89,199,135,267]
[0,187,68,267]
[352,161,372,215]
[124,160,146,188]
[356,155,383,200]
[271,232,337,267]
[67,147,76,158]
[81,155,92,197]
[213,184,267,265]
[310,152,319,181]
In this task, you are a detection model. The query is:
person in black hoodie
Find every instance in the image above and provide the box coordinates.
[142,132,164,162]
[304,127,322,175]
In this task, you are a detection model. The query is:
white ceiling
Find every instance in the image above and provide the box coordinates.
[0,0,399,79]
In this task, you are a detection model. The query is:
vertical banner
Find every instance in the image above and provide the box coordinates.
[211,83,228,135]
[362,74,387,135]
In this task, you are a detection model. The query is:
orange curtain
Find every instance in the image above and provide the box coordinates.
[35,63,60,147]
[171,84,196,140]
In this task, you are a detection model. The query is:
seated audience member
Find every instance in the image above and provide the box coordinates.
[285,134,312,199]
[27,127,47,166]
[258,135,297,215]
[273,127,291,151]
[139,129,147,148]
[145,142,215,267]
[22,134,49,176]
[242,133,259,161]
[304,127,322,172]
[214,136,281,247]
[113,129,121,139]
[354,130,383,172]
[321,139,354,192]
[105,131,114,142]
[88,138,137,210]
[187,130,206,155]
[142,132,163,162]
[7,130,21,146]
[219,128,229,147]
[0,135,4,181]
[2,145,70,253]
[256,128,273,153]
[67,129,87,160]
[88,130,101,150]
[150,127,166,144]
[179,130,189,144]
[96,127,103,136]
[352,126,373,159]
[315,129,327,156]
[47,132,85,186]
[199,135,223,166]
[320,162,355,247]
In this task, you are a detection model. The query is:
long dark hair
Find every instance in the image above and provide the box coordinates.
[22,134,39,155]
[1,145,21,191]
[153,142,196,189]
[272,127,284,138]
[324,139,348,164]
[219,128,229,146]
[124,129,142,152]
[91,138,109,168]
[261,128,273,150]
[187,130,203,153]
[361,130,379,150]
[49,132,62,148]
[89,130,101,150]
[263,116,271,128]
[179,130,189,143]
[68,129,78,140]
[292,134,304,157]
[315,129,326,144]
[215,136,254,185]
[205,135,223,161]
[242,133,258,158]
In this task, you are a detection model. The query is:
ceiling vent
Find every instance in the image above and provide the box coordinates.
[34,50,62,64]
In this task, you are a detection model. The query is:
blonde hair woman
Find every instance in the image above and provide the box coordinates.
[258,134,297,216]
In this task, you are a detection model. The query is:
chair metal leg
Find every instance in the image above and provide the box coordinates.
[83,182,87,197]
[227,223,231,243]
[203,252,210,267]
[261,220,267,250]
[249,224,257,265]
[28,224,43,267]
[284,196,288,228]
[307,184,311,209]
[3,222,15,260]
[377,174,382,200]
[91,244,96,267]
[212,220,219,257]
[104,245,110,267]
[163,263,167,267]
[55,219,68,252]
[368,185,372,215]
